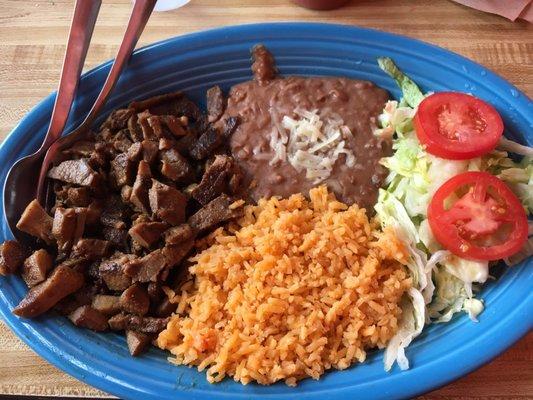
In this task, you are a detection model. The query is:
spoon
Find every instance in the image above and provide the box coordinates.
[3,0,101,243]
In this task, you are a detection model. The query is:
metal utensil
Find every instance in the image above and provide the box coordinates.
[3,0,102,243]
[4,0,156,243]
[38,0,157,205]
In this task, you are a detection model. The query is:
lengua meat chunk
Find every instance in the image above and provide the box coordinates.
[188,194,244,233]
[69,305,109,332]
[13,265,84,318]
[52,207,87,253]
[206,85,226,123]
[22,249,53,287]
[148,180,187,226]
[110,153,135,188]
[128,221,168,249]
[48,159,100,187]
[120,283,150,316]
[108,313,169,334]
[126,330,153,356]
[99,256,133,291]
[159,148,192,182]
[130,160,152,213]
[71,239,111,261]
[191,155,234,205]
[16,200,54,244]
[0,240,26,276]
[92,294,121,316]
[189,128,222,160]
[163,224,193,245]
[123,249,167,283]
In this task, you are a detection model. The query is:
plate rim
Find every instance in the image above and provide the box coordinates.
[0,22,531,400]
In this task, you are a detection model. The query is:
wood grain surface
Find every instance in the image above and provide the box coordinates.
[0,0,531,398]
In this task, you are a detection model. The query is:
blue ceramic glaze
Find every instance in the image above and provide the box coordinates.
[0,23,531,400]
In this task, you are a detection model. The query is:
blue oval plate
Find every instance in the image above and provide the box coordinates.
[0,23,531,400]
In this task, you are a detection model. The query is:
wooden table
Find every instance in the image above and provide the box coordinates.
[0,0,531,398]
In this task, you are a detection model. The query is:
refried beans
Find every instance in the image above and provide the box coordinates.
[220,45,391,209]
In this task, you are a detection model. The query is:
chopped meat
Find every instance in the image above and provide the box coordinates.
[175,132,198,157]
[221,116,239,139]
[0,240,26,276]
[127,141,142,161]
[130,92,203,121]
[191,155,233,205]
[120,185,132,203]
[159,137,174,151]
[126,330,153,356]
[16,200,53,244]
[87,145,109,170]
[69,305,108,332]
[161,115,186,137]
[147,282,163,304]
[92,295,121,316]
[62,140,95,158]
[102,226,129,251]
[137,111,155,140]
[48,159,100,187]
[162,239,194,269]
[129,92,184,113]
[13,265,84,318]
[189,127,222,160]
[85,201,103,226]
[127,113,144,142]
[159,148,192,182]
[163,224,193,245]
[22,249,52,287]
[71,239,111,261]
[110,153,135,187]
[188,194,244,233]
[128,221,167,248]
[108,313,169,334]
[65,187,91,207]
[56,257,91,274]
[100,196,128,229]
[141,140,159,164]
[99,256,133,291]
[102,108,134,131]
[113,131,133,153]
[207,85,225,123]
[147,116,170,138]
[156,298,178,317]
[120,283,150,316]
[130,161,152,213]
[123,249,167,283]
[148,180,187,226]
[52,207,87,253]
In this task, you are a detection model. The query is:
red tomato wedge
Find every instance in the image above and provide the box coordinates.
[428,171,528,261]
[414,92,503,160]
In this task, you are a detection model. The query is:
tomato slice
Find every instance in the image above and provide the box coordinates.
[415,92,503,160]
[427,171,528,261]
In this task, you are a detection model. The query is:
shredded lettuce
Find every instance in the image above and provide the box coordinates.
[463,298,484,322]
[384,288,426,371]
[377,57,425,108]
[498,137,533,157]
[375,57,532,372]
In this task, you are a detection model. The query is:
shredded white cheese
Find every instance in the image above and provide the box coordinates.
[269,108,356,183]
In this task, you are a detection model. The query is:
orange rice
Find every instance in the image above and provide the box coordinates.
[157,186,411,386]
